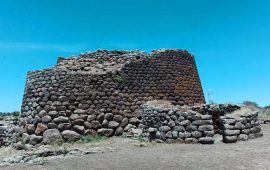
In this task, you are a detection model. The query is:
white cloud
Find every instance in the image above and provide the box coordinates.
[0,41,85,53]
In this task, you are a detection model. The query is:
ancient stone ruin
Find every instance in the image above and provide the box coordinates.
[14,49,262,146]
[20,49,205,144]
[142,101,262,144]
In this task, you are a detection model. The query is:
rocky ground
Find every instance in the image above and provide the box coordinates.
[0,124,269,170]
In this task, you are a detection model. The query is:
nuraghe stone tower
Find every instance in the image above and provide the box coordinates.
[20,49,205,140]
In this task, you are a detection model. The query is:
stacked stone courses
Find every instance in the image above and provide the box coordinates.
[21,49,205,144]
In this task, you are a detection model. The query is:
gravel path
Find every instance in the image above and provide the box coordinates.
[2,125,270,170]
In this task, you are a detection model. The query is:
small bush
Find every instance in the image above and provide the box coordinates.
[113,72,128,84]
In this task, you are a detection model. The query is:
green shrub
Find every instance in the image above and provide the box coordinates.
[113,72,128,84]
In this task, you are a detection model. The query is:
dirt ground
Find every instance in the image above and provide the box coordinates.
[2,124,270,170]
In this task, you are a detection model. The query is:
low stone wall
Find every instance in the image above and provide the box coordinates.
[142,103,215,144]
[142,102,263,144]
[221,111,263,143]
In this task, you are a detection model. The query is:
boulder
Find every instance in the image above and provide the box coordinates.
[199,137,215,144]
[48,111,58,118]
[113,115,124,123]
[115,127,123,136]
[129,117,140,125]
[185,138,198,144]
[108,121,119,129]
[238,134,248,141]
[25,124,35,134]
[42,129,63,145]
[58,123,72,131]
[223,135,237,143]
[35,123,48,135]
[159,126,171,132]
[105,113,114,121]
[74,109,86,115]
[53,116,69,124]
[73,125,85,134]
[97,128,114,137]
[120,118,129,127]
[198,125,214,131]
[29,135,43,145]
[42,115,52,124]
[61,130,80,141]
[223,130,240,136]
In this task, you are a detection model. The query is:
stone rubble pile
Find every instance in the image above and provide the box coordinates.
[221,111,263,143]
[0,146,116,167]
[0,117,23,147]
[57,50,148,74]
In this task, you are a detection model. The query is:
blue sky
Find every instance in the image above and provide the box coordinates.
[0,0,270,111]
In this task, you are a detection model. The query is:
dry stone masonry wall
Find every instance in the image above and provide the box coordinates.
[142,102,215,144]
[20,49,205,145]
[141,102,263,144]
[221,112,263,143]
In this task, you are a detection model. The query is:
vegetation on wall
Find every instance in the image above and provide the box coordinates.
[112,72,128,84]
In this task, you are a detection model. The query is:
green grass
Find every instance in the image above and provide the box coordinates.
[80,135,108,143]
[112,72,128,84]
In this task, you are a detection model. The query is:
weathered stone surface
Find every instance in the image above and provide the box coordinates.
[191,131,202,138]
[25,124,35,134]
[29,135,43,145]
[91,120,102,129]
[200,115,212,120]
[53,116,69,124]
[97,128,114,137]
[203,131,215,137]
[223,135,237,143]
[115,127,123,136]
[129,117,140,125]
[61,130,80,141]
[159,126,171,132]
[48,111,58,118]
[238,134,248,141]
[223,130,240,136]
[73,125,85,134]
[58,123,72,131]
[35,123,48,135]
[108,121,119,129]
[105,113,113,121]
[97,113,105,123]
[42,129,62,144]
[173,126,185,132]
[113,115,124,123]
[72,119,84,126]
[199,137,214,144]
[186,125,197,132]
[198,125,214,131]
[70,114,80,120]
[42,115,52,124]
[180,120,190,126]
[185,138,198,144]
[120,118,128,127]
[74,109,86,115]
[87,115,96,122]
